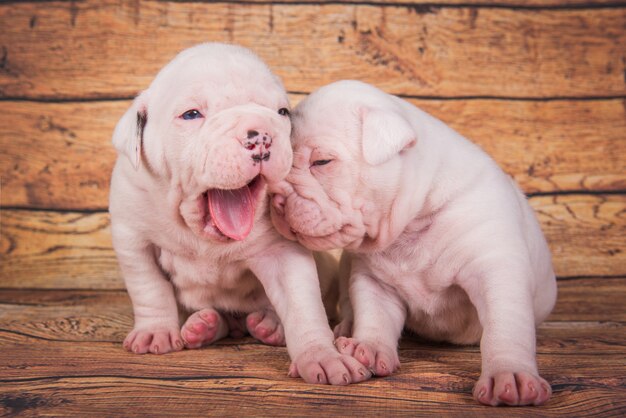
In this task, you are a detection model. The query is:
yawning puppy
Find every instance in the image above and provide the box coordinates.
[109,44,370,385]
[270,80,557,405]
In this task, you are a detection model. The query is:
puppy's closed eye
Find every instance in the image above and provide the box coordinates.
[311,159,332,167]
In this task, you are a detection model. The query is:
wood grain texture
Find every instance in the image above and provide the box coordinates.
[1,278,623,342]
[0,328,623,379]
[416,98,626,195]
[550,278,626,322]
[531,194,626,277]
[32,0,626,5]
[0,377,446,418]
[224,0,626,5]
[1,1,624,99]
[0,101,121,210]
[2,98,624,210]
[1,0,622,6]
[0,287,624,417]
[0,290,132,343]
[0,210,121,289]
[0,376,622,417]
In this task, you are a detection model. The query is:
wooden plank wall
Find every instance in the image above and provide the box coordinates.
[1,0,624,289]
[0,0,625,415]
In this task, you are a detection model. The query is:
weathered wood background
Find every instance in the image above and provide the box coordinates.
[1,0,625,416]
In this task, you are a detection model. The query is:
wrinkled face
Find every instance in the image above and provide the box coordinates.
[270,107,366,251]
[268,81,417,252]
[114,44,292,243]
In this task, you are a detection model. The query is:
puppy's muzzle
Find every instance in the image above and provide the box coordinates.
[244,129,272,163]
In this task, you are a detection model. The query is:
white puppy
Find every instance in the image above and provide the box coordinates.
[109,44,370,385]
[270,80,557,405]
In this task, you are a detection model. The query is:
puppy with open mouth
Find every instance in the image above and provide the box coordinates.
[109,44,370,385]
[269,80,557,405]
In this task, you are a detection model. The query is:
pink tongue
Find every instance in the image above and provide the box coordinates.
[207,186,255,241]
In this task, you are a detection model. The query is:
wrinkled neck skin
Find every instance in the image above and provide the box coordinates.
[354,134,443,253]
[355,98,494,254]
[116,153,196,231]
[115,156,184,222]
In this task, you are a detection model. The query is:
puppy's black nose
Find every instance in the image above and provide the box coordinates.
[252,151,271,163]
[245,130,273,163]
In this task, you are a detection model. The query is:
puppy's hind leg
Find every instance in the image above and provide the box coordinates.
[246,308,286,346]
[459,264,552,406]
[181,308,229,349]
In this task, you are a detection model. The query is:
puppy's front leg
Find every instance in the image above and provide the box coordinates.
[113,227,182,354]
[459,268,551,406]
[335,265,406,377]
[249,243,372,385]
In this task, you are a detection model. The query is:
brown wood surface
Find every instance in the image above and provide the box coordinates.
[1,194,624,288]
[1,278,623,342]
[228,0,626,4]
[2,98,624,210]
[550,278,626,322]
[0,286,624,416]
[2,0,622,6]
[0,210,120,289]
[0,101,120,210]
[1,377,621,417]
[1,1,624,99]
[532,194,626,277]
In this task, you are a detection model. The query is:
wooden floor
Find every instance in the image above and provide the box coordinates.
[1,0,625,416]
[1,278,625,416]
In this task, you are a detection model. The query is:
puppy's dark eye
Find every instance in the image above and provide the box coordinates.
[278,108,290,116]
[311,159,332,167]
[181,109,204,120]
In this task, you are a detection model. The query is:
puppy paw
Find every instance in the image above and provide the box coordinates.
[123,325,183,355]
[288,345,372,385]
[335,336,400,377]
[473,370,552,406]
[246,309,285,346]
[181,308,228,349]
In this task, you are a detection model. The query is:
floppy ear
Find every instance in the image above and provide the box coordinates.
[361,108,416,166]
[112,91,148,170]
